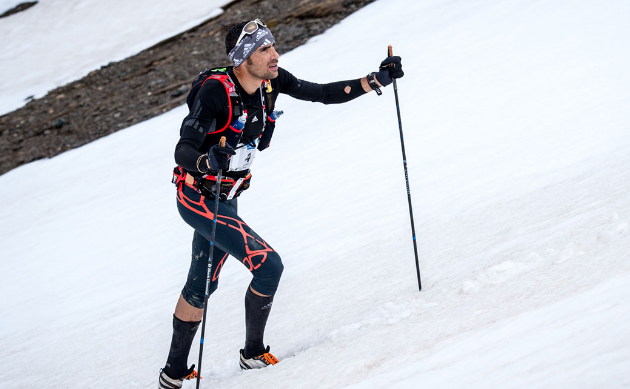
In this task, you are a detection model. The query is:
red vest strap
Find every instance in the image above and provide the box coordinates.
[202,74,237,134]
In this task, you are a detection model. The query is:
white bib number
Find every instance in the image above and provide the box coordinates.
[228,139,258,172]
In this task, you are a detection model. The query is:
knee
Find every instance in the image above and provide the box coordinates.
[251,252,284,295]
[266,252,284,285]
[181,281,218,309]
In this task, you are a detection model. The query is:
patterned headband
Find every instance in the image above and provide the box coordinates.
[228,26,276,68]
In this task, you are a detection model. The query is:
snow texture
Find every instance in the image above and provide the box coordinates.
[1,0,630,388]
[0,0,230,115]
[0,0,27,14]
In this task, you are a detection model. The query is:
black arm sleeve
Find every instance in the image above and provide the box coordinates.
[174,81,226,172]
[276,67,367,104]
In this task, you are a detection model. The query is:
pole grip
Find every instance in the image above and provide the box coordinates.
[219,136,226,147]
[388,45,393,57]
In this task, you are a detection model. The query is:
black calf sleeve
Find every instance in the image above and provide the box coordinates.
[243,287,274,359]
[164,315,201,378]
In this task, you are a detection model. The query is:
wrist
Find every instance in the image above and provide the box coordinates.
[366,72,382,95]
[196,154,210,173]
[372,73,383,87]
[360,76,372,93]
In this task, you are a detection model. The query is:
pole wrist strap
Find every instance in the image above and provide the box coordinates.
[367,72,382,96]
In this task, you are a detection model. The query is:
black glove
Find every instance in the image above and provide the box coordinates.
[208,143,236,172]
[375,56,404,87]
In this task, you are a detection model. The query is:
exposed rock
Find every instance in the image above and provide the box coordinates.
[0,0,376,175]
[0,1,37,19]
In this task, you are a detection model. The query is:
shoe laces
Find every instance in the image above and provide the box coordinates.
[183,365,199,380]
[259,352,279,365]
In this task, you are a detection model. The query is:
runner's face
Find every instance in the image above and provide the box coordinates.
[244,43,279,80]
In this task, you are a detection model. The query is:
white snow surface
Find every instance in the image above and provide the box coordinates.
[0,0,230,115]
[2,0,630,388]
[0,0,26,14]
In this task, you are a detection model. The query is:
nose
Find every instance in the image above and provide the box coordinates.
[270,46,280,60]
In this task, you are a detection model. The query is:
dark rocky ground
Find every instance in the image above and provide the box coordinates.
[0,1,37,18]
[0,0,375,175]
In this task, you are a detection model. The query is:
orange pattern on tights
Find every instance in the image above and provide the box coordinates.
[212,253,228,281]
[178,186,275,272]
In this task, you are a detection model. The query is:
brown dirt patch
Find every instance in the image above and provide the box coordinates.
[0,0,376,175]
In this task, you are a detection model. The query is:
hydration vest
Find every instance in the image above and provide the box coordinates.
[187,67,274,150]
[173,68,278,201]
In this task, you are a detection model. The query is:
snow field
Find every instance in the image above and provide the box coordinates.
[0,0,231,115]
[0,0,25,14]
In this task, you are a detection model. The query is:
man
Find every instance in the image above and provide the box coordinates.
[159,19,404,388]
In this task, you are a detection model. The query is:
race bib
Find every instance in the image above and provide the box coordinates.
[228,139,258,172]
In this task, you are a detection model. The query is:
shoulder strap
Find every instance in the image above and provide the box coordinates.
[263,79,273,115]
[191,68,244,134]
[206,73,241,134]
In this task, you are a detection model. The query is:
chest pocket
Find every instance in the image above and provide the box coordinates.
[229,106,264,172]
[241,105,265,143]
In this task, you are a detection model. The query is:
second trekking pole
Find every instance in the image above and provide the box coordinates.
[196,136,227,388]
[388,45,422,291]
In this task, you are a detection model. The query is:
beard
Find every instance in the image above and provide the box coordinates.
[245,57,279,80]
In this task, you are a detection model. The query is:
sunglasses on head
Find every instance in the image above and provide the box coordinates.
[235,19,267,47]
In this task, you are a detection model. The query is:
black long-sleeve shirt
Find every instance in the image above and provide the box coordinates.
[175,66,367,176]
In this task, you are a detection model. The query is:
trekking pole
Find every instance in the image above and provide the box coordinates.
[196,136,226,388]
[388,45,422,291]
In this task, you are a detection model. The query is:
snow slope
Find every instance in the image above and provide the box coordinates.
[0,0,231,115]
[0,0,27,13]
[1,0,630,388]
